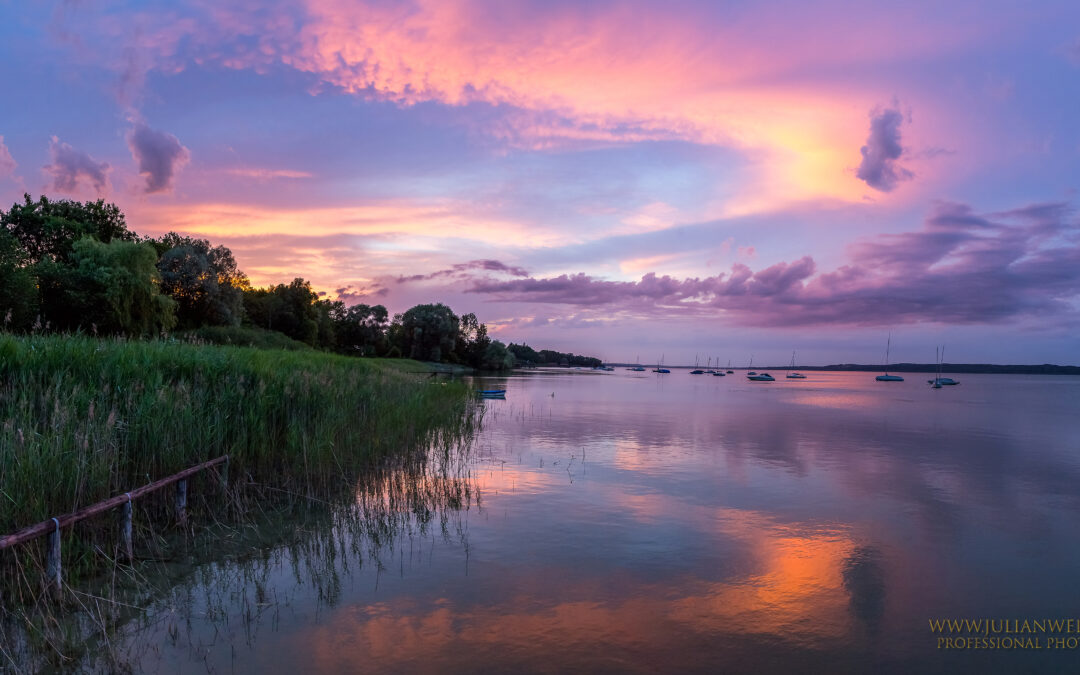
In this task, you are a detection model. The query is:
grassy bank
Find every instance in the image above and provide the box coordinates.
[0,333,476,537]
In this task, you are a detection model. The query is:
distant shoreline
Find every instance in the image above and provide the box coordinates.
[600,363,1080,375]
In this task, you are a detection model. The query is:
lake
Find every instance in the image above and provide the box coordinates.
[115,369,1080,672]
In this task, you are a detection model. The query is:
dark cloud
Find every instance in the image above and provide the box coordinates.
[397,259,529,283]
[127,123,190,193]
[856,106,913,192]
[335,285,389,304]
[468,258,816,312]
[44,136,110,194]
[467,202,1080,328]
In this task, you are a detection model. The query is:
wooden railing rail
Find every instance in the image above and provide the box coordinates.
[0,455,229,593]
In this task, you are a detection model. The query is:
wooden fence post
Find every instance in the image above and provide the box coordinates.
[45,518,61,595]
[120,496,133,563]
[175,479,187,524]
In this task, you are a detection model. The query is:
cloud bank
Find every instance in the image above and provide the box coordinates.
[54,0,992,208]
[467,202,1080,328]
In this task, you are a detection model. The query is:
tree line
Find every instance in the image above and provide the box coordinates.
[0,194,598,370]
[505,343,602,368]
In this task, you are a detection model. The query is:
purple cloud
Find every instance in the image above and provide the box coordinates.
[856,106,913,192]
[467,202,1080,328]
[0,136,16,178]
[127,123,190,193]
[44,136,110,194]
[335,285,389,304]
[397,259,529,283]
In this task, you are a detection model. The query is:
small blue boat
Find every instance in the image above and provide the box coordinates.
[477,389,507,395]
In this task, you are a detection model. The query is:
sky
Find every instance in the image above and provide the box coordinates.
[1,0,1079,365]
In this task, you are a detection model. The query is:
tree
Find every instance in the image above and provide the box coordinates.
[314,298,338,351]
[398,303,459,362]
[0,229,37,331]
[480,339,515,371]
[1,194,134,265]
[456,312,492,367]
[156,233,247,329]
[44,238,176,335]
[333,303,389,356]
[386,314,405,358]
[507,342,541,365]
[242,278,320,346]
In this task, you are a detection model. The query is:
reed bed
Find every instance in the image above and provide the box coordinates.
[0,334,475,585]
[1,400,482,672]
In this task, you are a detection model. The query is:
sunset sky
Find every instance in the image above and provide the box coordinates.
[1,0,1079,364]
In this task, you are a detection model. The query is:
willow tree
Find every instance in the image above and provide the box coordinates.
[47,238,176,336]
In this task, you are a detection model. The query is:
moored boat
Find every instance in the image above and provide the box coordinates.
[786,350,806,378]
[876,334,904,382]
[928,377,959,385]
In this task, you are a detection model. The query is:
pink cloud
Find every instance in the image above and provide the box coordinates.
[58,0,1006,210]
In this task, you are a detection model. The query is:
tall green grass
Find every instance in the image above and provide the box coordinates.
[0,333,475,535]
[177,325,314,351]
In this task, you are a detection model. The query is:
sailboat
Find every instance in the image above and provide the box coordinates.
[690,355,705,375]
[726,359,734,374]
[786,350,807,378]
[746,356,774,381]
[712,356,725,376]
[628,354,646,372]
[653,355,670,374]
[928,346,959,386]
[875,334,904,382]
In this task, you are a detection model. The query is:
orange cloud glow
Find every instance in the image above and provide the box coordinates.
[246,0,974,210]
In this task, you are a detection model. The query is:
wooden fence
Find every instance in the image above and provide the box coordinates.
[0,455,229,593]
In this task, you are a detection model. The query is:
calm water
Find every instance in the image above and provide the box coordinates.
[119,369,1080,673]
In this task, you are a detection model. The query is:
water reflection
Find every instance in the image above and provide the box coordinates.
[842,547,886,635]
[11,370,1079,673]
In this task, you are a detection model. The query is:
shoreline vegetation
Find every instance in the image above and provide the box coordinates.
[0,332,478,601]
[0,193,601,372]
